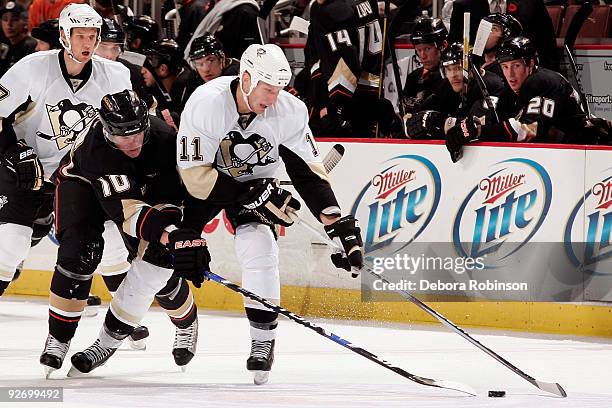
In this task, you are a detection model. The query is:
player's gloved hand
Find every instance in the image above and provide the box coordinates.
[239,178,301,227]
[586,117,612,145]
[3,139,44,190]
[168,228,211,288]
[405,110,445,139]
[375,98,404,137]
[325,103,353,135]
[324,215,364,277]
[445,117,480,163]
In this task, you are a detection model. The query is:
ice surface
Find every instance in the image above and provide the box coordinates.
[1,298,610,408]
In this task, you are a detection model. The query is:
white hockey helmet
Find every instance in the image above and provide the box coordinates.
[239,43,292,97]
[59,3,103,63]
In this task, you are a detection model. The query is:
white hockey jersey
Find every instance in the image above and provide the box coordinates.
[0,50,132,179]
[177,75,321,183]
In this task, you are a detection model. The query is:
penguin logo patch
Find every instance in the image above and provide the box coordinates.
[37,99,98,150]
[0,195,7,210]
[217,131,276,177]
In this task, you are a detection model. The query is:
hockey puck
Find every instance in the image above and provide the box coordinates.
[488,390,506,397]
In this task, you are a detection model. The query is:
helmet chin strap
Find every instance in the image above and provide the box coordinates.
[240,77,256,113]
[61,35,100,64]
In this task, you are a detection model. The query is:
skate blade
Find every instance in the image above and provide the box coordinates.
[252,371,269,385]
[128,338,147,350]
[43,366,57,379]
[66,366,89,378]
[180,365,187,373]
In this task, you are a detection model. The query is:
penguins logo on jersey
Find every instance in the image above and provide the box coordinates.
[217,131,276,177]
[37,99,98,150]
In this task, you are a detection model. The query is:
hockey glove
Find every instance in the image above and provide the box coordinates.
[586,117,612,145]
[3,139,44,190]
[445,117,480,162]
[324,215,364,277]
[375,98,404,137]
[405,110,445,139]
[168,228,211,288]
[239,178,301,227]
[324,103,353,136]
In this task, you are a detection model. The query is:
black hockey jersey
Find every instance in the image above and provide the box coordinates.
[308,0,383,108]
[55,116,186,252]
[480,67,587,143]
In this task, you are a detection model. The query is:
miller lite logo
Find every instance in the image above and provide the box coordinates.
[453,158,552,264]
[351,154,441,254]
[565,172,612,274]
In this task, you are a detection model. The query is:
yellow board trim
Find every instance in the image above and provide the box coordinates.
[5,269,612,338]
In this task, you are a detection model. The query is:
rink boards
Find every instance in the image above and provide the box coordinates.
[6,139,612,338]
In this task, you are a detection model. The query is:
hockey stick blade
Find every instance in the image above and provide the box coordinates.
[292,214,567,397]
[280,143,345,185]
[203,270,476,396]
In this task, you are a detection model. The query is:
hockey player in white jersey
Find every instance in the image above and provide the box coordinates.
[178,43,365,385]
[0,3,134,376]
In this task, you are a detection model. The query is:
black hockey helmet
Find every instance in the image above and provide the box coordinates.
[123,15,159,50]
[497,36,537,65]
[409,14,448,48]
[189,32,224,61]
[31,19,62,49]
[143,39,184,73]
[99,90,150,139]
[101,18,125,44]
[441,42,464,67]
[483,13,523,41]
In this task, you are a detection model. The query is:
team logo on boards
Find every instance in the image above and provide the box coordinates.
[217,131,275,178]
[351,154,441,254]
[565,169,612,275]
[37,99,97,150]
[452,158,552,264]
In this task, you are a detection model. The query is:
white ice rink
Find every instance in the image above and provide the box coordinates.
[1,298,610,408]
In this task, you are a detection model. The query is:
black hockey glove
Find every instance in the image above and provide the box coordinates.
[375,98,404,137]
[445,117,480,163]
[405,110,445,139]
[586,117,612,145]
[168,228,211,288]
[239,178,301,227]
[3,139,44,191]
[324,215,364,277]
[324,103,353,136]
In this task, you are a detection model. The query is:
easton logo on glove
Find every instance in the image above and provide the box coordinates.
[460,119,470,139]
[173,238,207,250]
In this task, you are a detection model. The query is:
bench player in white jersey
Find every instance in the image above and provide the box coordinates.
[0,3,134,375]
[177,43,365,385]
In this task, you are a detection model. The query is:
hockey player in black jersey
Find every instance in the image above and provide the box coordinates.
[405,42,505,139]
[188,33,239,85]
[445,36,611,160]
[307,0,401,137]
[141,38,193,117]
[479,13,523,79]
[402,13,448,112]
[51,90,209,376]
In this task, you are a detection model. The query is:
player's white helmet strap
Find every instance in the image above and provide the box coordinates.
[239,44,292,111]
[59,3,103,64]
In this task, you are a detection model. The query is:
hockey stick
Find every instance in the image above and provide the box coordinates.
[203,269,476,395]
[563,2,593,118]
[383,0,408,121]
[279,143,344,186]
[292,214,567,398]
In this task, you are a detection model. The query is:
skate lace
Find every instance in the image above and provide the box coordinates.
[173,321,197,350]
[44,335,69,358]
[250,340,272,360]
[82,340,114,364]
